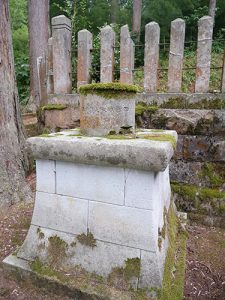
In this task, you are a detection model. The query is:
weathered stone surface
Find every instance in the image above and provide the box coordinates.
[144,22,160,92]
[48,93,80,105]
[120,25,134,84]
[170,160,203,185]
[56,161,125,205]
[36,159,55,193]
[52,15,72,93]
[195,16,213,93]
[26,130,176,172]
[47,37,54,94]
[44,107,80,129]
[100,26,115,83]
[168,19,185,93]
[222,44,225,93]
[80,93,136,136]
[37,56,48,105]
[77,29,92,88]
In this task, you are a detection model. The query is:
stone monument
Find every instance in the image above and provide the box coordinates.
[3,83,177,297]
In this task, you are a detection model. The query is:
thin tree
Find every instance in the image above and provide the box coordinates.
[111,0,118,24]
[208,0,217,24]
[132,0,142,39]
[28,0,49,110]
[0,0,32,209]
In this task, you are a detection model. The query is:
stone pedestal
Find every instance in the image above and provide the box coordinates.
[3,129,177,290]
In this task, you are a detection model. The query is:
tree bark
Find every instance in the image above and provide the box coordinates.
[0,0,32,209]
[208,0,217,24]
[132,0,142,39]
[28,0,49,109]
[111,0,118,24]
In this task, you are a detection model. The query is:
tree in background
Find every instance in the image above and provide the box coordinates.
[111,0,119,24]
[28,0,49,110]
[208,0,217,24]
[0,0,32,208]
[132,0,142,40]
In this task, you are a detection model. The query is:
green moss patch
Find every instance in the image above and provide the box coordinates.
[79,83,139,99]
[160,97,186,109]
[135,103,158,116]
[158,204,187,300]
[198,163,224,188]
[41,104,67,111]
[77,232,96,248]
[48,235,68,268]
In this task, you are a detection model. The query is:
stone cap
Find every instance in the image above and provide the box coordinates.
[26,129,177,172]
[52,15,71,30]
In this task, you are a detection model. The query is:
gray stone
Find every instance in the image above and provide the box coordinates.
[80,93,136,136]
[52,15,72,93]
[222,45,225,93]
[120,25,135,84]
[36,159,55,193]
[47,37,54,94]
[144,22,160,92]
[37,56,48,105]
[26,130,176,172]
[77,29,93,88]
[168,19,185,93]
[195,16,213,93]
[100,26,115,83]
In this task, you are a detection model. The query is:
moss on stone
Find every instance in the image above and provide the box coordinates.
[188,98,225,109]
[48,235,68,268]
[37,228,45,240]
[124,257,141,280]
[41,104,67,111]
[198,163,224,188]
[79,82,139,99]
[135,103,158,116]
[158,204,187,300]
[77,232,96,248]
[158,237,162,251]
[141,134,177,149]
[160,97,186,109]
[151,114,168,128]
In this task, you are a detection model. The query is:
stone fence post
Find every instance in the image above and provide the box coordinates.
[77,29,93,88]
[195,16,213,93]
[52,15,72,94]
[168,19,185,93]
[47,37,54,94]
[221,43,225,93]
[100,26,115,83]
[144,22,160,92]
[37,56,48,105]
[120,25,135,84]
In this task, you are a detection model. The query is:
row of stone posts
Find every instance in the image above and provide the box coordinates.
[38,14,225,100]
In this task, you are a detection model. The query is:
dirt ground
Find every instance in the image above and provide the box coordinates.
[0,174,225,299]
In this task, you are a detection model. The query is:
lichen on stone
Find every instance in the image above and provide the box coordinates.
[77,232,97,248]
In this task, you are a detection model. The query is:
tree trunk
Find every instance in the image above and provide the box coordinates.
[111,0,118,24]
[208,0,217,24]
[132,0,142,39]
[28,0,49,110]
[0,0,32,209]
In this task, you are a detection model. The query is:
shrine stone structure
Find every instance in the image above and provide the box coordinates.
[3,83,177,294]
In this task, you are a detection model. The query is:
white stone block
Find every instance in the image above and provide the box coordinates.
[56,162,125,205]
[32,192,88,235]
[89,202,158,251]
[36,159,55,193]
[124,169,156,209]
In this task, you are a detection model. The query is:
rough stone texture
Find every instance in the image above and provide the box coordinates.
[52,15,72,94]
[120,25,134,84]
[195,16,213,93]
[47,37,54,94]
[37,56,48,105]
[168,19,185,93]
[222,44,225,93]
[77,29,93,88]
[43,107,80,129]
[144,22,160,92]
[80,93,136,136]
[26,130,176,172]
[48,93,80,105]
[36,159,55,193]
[100,26,115,83]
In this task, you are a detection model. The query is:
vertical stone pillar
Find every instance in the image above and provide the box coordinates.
[77,29,93,88]
[168,18,185,93]
[221,43,225,93]
[120,25,135,84]
[52,15,72,94]
[47,37,54,94]
[144,22,160,92]
[37,56,48,105]
[195,16,213,93]
[100,26,115,83]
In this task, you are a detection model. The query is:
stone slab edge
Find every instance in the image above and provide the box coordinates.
[26,135,175,172]
[2,255,132,300]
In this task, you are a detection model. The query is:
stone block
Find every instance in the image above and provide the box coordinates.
[56,162,125,205]
[168,19,185,93]
[80,93,136,136]
[44,107,80,129]
[144,22,160,92]
[32,192,88,235]
[100,26,115,83]
[88,201,157,251]
[36,159,55,193]
[120,25,134,84]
